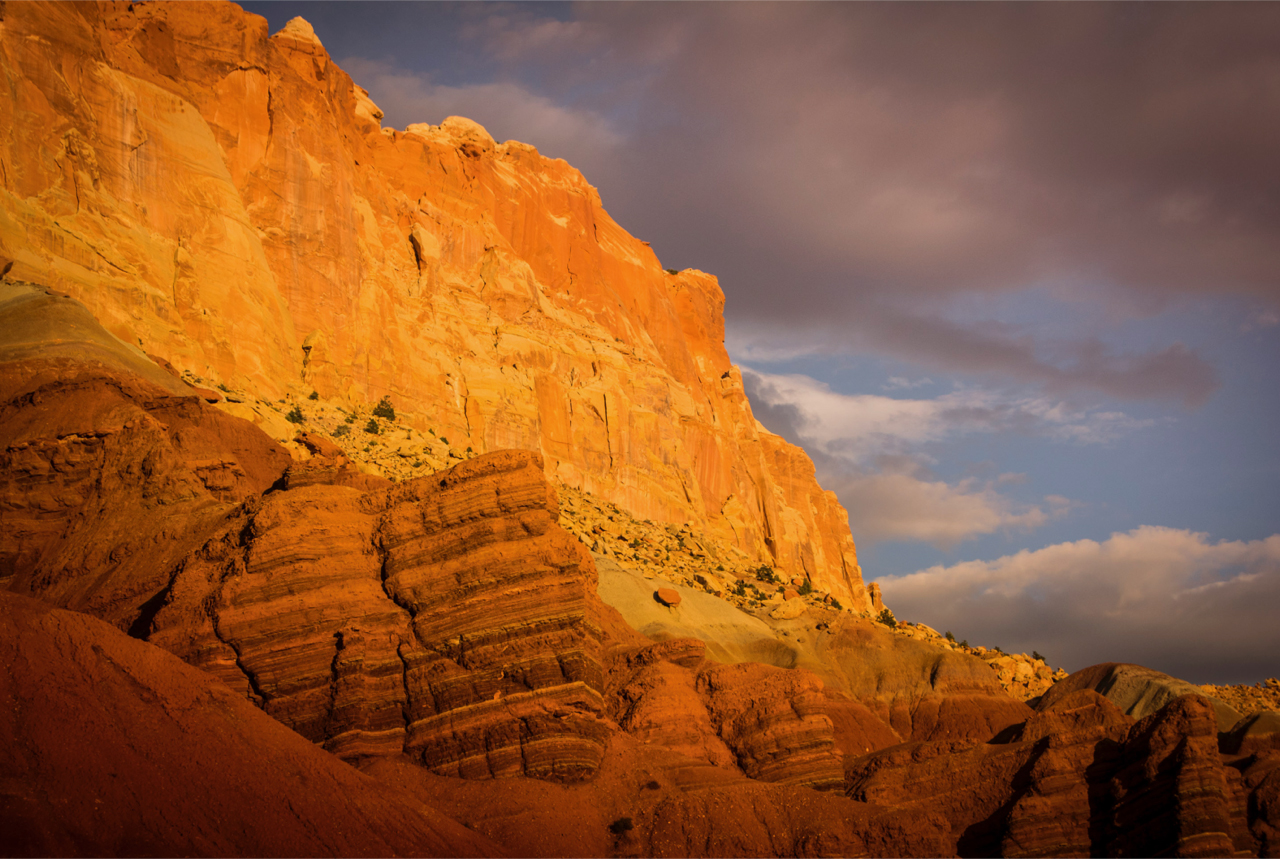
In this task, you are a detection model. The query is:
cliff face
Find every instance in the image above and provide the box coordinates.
[0,0,870,610]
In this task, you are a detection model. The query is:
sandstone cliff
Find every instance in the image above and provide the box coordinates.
[0,0,870,610]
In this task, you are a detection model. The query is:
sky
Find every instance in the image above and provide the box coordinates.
[243,2,1280,685]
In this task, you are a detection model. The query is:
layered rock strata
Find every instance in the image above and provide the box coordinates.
[845,686,1278,857]
[146,449,612,779]
[0,0,870,609]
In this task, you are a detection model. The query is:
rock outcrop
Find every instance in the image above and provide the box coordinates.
[847,690,1269,857]
[146,449,613,779]
[0,0,870,609]
[0,284,291,629]
[0,591,502,858]
[1038,661,1244,731]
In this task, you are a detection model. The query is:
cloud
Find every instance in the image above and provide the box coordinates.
[879,527,1280,683]
[741,368,1118,546]
[732,314,1220,409]
[340,58,622,177]
[824,471,1050,549]
[883,376,934,391]
[741,367,1154,464]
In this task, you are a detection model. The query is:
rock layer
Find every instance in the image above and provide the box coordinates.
[846,689,1274,857]
[0,0,870,608]
[144,449,613,779]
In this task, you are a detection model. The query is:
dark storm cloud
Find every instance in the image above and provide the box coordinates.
[575,3,1277,402]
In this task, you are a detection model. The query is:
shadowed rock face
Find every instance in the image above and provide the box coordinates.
[147,448,612,780]
[0,591,503,858]
[0,286,292,628]
[847,689,1274,858]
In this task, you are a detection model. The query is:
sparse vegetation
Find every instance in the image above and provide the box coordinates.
[364,418,380,435]
[1033,651,1045,662]
[334,425,350,437]
[373,395,396,421]
[439,436,448,445]
[755,564,778,584]
[945,631,956,642]
[344,414,356,424]
[877,608,898,629]
[664,268,678,275]
[285,405,304,424]
[608,818,633,836]
[830,598,842,611]
[798,580,813,596]
[217,383,230,393]
[308,390,319,400]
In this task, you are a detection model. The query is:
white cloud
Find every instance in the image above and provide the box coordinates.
[879,527,1280,683]
[741,367,1153,465]
[340,58,622,176]
[883,376,934,390]
[827,471,1050,549]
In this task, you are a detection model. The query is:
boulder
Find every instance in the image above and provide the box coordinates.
[655,587,682,607]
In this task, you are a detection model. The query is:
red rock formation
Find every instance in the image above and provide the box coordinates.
[147,449,612,779]
[0,0,870,608]
[846,690,1268,857]
[0,591,502,858]
[1039,661,1244,732]
[0,288,291,628]
[817,615,1034,744]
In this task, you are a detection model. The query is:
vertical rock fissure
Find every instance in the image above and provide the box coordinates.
[211,607,267,706]
[323,631,344,741]
[373,527,422,749]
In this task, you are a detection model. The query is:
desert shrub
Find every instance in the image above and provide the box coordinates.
[364,418,380,435]
[877,608,897,629]
[217,383,230,393]
[285,405,304,424]
[664,268,678,275]
[830,598,842,610]
[372,395,396,421]
[609,818,633,836]
[308,390,319,400]
[945,630,956,642]
[334,425,350,438]
[798,580,813,596]
[344,413,356,424]
[1033,651,1045,662]
[694,574,709,590]
[960,639,969,648]
[755,565,778,584]
[439,436,449,445]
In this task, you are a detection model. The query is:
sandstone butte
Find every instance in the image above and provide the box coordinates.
[0,0,871,613]
[3,4,1280,859]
